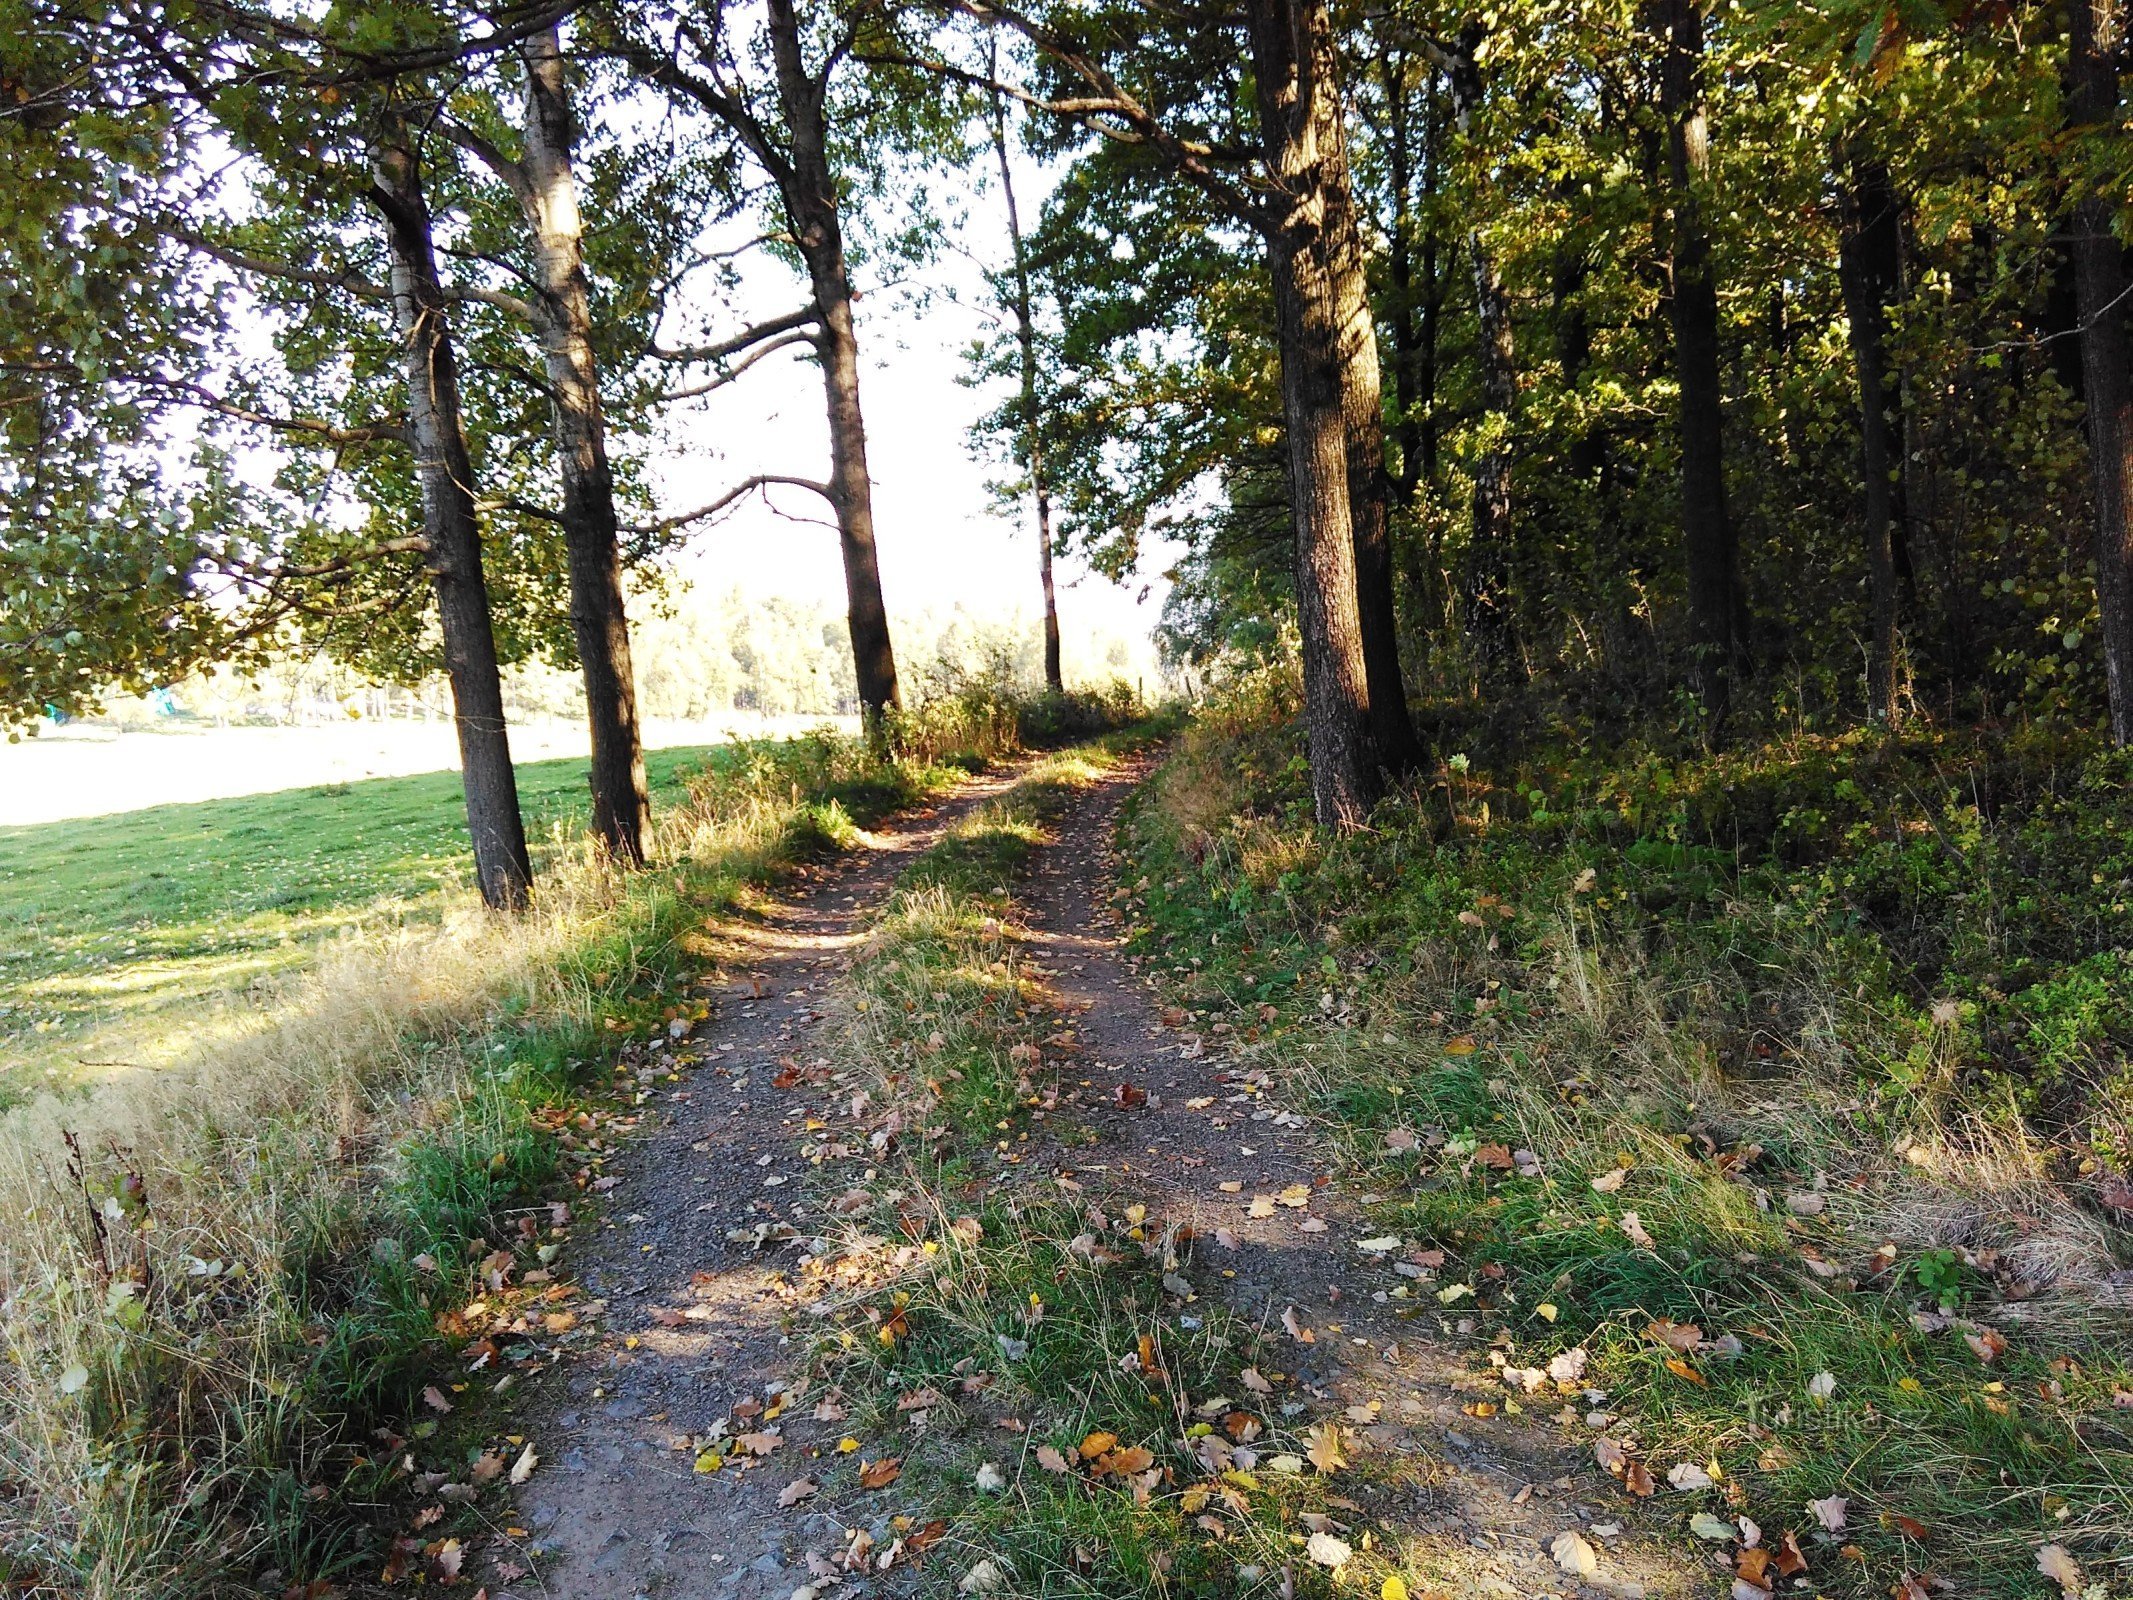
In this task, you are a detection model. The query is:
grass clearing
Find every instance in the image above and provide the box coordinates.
[0,742,730,1101]
[1112,671,2133,1598]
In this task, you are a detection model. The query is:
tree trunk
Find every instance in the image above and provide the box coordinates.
[519,23,652,862]
[1326,105,1423,773]
[371,129,533,910]
[989,86,1064,694]
[1390,50,1424,501]
[2068,0,2133,744]
[1466,232,1522,681]
[1657,0,1741,724]
[1250,0,1382,827]
[1837,151,1903,726]
[766,0,900,738]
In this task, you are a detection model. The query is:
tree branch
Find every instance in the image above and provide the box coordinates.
[650,330,814,402]
[651,303,820,364]
[625,473,832,537]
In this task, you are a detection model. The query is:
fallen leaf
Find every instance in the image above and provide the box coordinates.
[508,1442,538,1485]
[1668,1462,1714,1491]
[1382,1579,1412,1600]
[2037,1543,2083,1596]
[1551,1531,1598,1577]
[1305,1531,1353,1569]
[1807,1494,1849,1532]
[1282,1305,1316,1344]
[779,1477,818,1507]
[1304,1422,1349,1474]
[1036,1444,1070,1472]
[959,1557,1007,1594]
[1079,1431,1119,1459]
[1964,1327,2007,1364]
[421,1386,453,1415]
[1806,1371,1837,1403]
[1240,1367,1273,1394]
[1645,1319,1703,1351]
[1624,1460,1657,1496]
[1691,1512,1738,1541]
[1774,1532,1809,1577]
[1591,1167,1629,1193]
[1620,1210,1656,1248]
[858,1456,902,1489]
[975,1462,1007,1493]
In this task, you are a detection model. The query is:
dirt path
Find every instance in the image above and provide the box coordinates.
[491,765,1033,1600]
[1006,764,1697,1600]
[491,756,1695,1600]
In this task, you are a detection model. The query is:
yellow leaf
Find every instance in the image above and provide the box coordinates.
[694,1450,724,1473]
[838,1437,861,1453]
[1383,1580,1411,1600]
[1536,1303,1559,1323]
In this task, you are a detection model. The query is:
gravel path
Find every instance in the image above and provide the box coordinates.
[485,756,1697,1600]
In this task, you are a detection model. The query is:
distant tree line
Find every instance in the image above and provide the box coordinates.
[5,0,2132,871]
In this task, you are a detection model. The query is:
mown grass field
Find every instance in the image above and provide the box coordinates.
[0,744,724,1102]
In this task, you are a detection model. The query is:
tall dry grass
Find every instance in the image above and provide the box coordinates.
[0,736,940,1596]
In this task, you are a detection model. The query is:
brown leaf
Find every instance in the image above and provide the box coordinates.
[734,1432,783,1456]
[1665,1356,1706,1385]
[1282,1305,1316,1344]
[1774,1532,1809,1577]
[1888,1512,1929,1542]
[1623,1460,1657,1497]
[421,1385,453,1414]
[1035,1444,1070,1473]
[1095,1444,1155,1475]
[1079,1431,1119,1459]
[858,1456,903,1489]
[1644,1319,1703,1352]
[1239,1367,1273,1394]
[779,1477,818,1507]
[1221,1411,1262,1442]
[1304,1421,1349,1475]
[907,1519,948,1556]
[1473,1143,1515,1170]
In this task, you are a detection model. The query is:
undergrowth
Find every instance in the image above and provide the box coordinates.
[1114,668,2133,1599]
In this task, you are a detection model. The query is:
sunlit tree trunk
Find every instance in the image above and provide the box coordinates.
[371,128,532,910]
[766,0,901,738]
[1326,110,1423,773]
[519,24,652,861]
[1250,0,1381,826]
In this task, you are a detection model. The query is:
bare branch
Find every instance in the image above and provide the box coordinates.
[652,303,820,364]
[650,331,814,402]
[626,473,832,536]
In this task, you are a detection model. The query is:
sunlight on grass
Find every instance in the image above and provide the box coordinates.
[0,744,727,1100]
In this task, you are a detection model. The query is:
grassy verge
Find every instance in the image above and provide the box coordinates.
[786,726,1411,1599]
[0,741,728,1101]
[0,722,1022,1598]
[1111,670,2133,1599]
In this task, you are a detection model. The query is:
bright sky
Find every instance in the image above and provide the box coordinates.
[639,153,1179,674]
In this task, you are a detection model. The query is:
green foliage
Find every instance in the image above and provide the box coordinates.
[1115,689,2133,1592]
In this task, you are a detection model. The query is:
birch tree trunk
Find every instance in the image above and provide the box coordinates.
[370,129,533,910]
[518,23,653,862]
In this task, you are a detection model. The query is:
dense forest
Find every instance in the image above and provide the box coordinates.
[5,0,2133,1596]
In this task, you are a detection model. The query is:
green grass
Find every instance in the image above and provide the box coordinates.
[0,744,725,1098]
